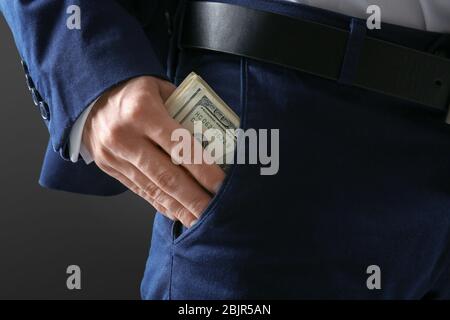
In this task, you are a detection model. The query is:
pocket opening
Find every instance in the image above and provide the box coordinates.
[172,220,184,241]
[171,56,249,245]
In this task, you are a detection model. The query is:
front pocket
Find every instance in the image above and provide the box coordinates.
[172,156,240,244]
[170,52,249,244]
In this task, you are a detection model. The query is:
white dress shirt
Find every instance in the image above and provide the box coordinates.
[69,99,96,163]
[70,0,450,164]
[288,0,450,33]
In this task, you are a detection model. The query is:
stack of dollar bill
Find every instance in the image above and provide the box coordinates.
[165,72,240,169]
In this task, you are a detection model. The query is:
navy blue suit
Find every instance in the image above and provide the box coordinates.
[2,0,450,299]
[0,0,172,195]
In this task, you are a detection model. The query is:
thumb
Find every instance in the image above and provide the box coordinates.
[158,79,177,102]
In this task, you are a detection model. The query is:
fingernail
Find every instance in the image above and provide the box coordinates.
[189,219,198,228]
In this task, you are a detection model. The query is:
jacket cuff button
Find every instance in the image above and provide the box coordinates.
[30,88,41,106]
[25,74,35,91]
[20,60,29,74]
[38,101,50,121]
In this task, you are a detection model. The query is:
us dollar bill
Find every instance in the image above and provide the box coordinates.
[165,72,240,169]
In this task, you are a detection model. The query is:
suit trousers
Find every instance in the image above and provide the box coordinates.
[140,0,450,299]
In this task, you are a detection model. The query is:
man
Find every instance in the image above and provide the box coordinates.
[1,0,450,299]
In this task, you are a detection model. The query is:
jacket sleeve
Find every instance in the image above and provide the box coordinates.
[0,0,168,158]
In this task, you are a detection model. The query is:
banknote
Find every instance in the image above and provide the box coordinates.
[165,72,240,169]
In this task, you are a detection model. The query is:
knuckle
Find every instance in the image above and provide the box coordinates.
[153,190,167,205]
[143,182,160,199]
[155,204,167,215]
[154,170,178,190]
[124,100,147,122]
[173,207,188,221]
[127,169,140,183]
[101,124,123,146]
[134,152,151,173]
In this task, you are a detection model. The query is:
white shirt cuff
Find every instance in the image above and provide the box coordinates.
[69,99,98,164]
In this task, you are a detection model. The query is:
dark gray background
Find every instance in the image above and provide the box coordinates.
[0,17,156,300]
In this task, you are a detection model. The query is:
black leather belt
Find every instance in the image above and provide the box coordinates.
[180,1,450,116]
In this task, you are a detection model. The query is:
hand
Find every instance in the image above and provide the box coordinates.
[82,76,225,227]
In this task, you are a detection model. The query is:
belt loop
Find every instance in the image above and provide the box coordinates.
[167,0,187,82]
[338,18,367,85]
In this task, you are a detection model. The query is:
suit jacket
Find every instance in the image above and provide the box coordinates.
[0,0,180,195]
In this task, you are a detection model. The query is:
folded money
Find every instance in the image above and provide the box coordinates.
[165,72,240,169]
